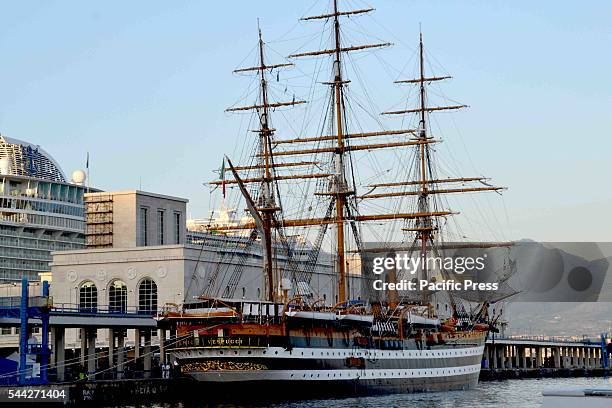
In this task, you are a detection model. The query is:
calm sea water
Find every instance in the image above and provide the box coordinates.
[143,377,611,408]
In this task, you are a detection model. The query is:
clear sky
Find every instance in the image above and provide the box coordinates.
[1,0,611,241]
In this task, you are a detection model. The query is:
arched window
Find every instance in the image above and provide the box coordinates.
[79,281,97,312]
[108,280,128,313]
[138,278,157,315]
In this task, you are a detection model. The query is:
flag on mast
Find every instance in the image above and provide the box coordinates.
[220,159,226,198]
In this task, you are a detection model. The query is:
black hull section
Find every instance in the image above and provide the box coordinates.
[182,373,479,402]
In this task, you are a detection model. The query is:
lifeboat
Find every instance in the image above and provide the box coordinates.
[473,323,490,331]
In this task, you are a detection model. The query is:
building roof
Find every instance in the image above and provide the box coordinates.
[85,190,189,203]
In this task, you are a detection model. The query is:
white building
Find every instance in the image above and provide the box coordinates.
[50,190,188,348]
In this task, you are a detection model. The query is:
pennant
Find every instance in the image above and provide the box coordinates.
[220,159,226,198]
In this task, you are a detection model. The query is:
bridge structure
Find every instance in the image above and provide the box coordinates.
[484,333,611,373]
[0,279,160,384]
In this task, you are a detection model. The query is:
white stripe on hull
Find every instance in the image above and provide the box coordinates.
[173,345,485,360]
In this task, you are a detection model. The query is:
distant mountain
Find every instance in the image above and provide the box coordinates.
[506,302,611,338]
[505,252,612,339]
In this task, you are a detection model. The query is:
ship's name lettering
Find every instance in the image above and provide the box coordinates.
[207,337,244,346]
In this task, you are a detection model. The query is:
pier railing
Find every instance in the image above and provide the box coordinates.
[51,303,157,316]
[493,335,600,345]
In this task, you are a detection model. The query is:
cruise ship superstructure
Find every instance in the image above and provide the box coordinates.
[0,135,88,281]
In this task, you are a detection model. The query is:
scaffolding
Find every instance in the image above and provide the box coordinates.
[85,195,113,248]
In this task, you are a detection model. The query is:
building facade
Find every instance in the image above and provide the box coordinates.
[83,190,187,249]
[0,134,88,282]
[50,190,189,348]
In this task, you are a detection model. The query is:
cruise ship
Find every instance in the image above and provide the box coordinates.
[0,134,88,281]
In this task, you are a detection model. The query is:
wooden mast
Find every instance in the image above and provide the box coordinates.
[287,0,419,305]
[416,31,432,304]
[213,13,430,304]
[257,25,276,302]
[376,31,504,308]
[332,0,348,304]
[221,25,304,302]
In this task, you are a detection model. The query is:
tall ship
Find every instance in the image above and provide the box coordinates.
[160,0,508,395]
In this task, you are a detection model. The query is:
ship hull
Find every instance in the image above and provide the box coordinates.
[169,341,485,395]
[181,375,479,398]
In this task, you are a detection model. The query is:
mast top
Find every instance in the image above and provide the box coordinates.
[384,31,466,116]
[226,26,306,113]
[301,8,373,21]
[301,0,373,22]
[232,21,295,74]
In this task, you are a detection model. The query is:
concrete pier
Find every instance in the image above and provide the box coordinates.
[117,333,125,379]
[159,329,166,365]
[80,328,87,368]
[86,328,96,379]
[53,327,66,381]
[134,328,141,362]
[0,279,160,385]
[482,335,610,380]
[143,330,152,378]
[108,328,115,369]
